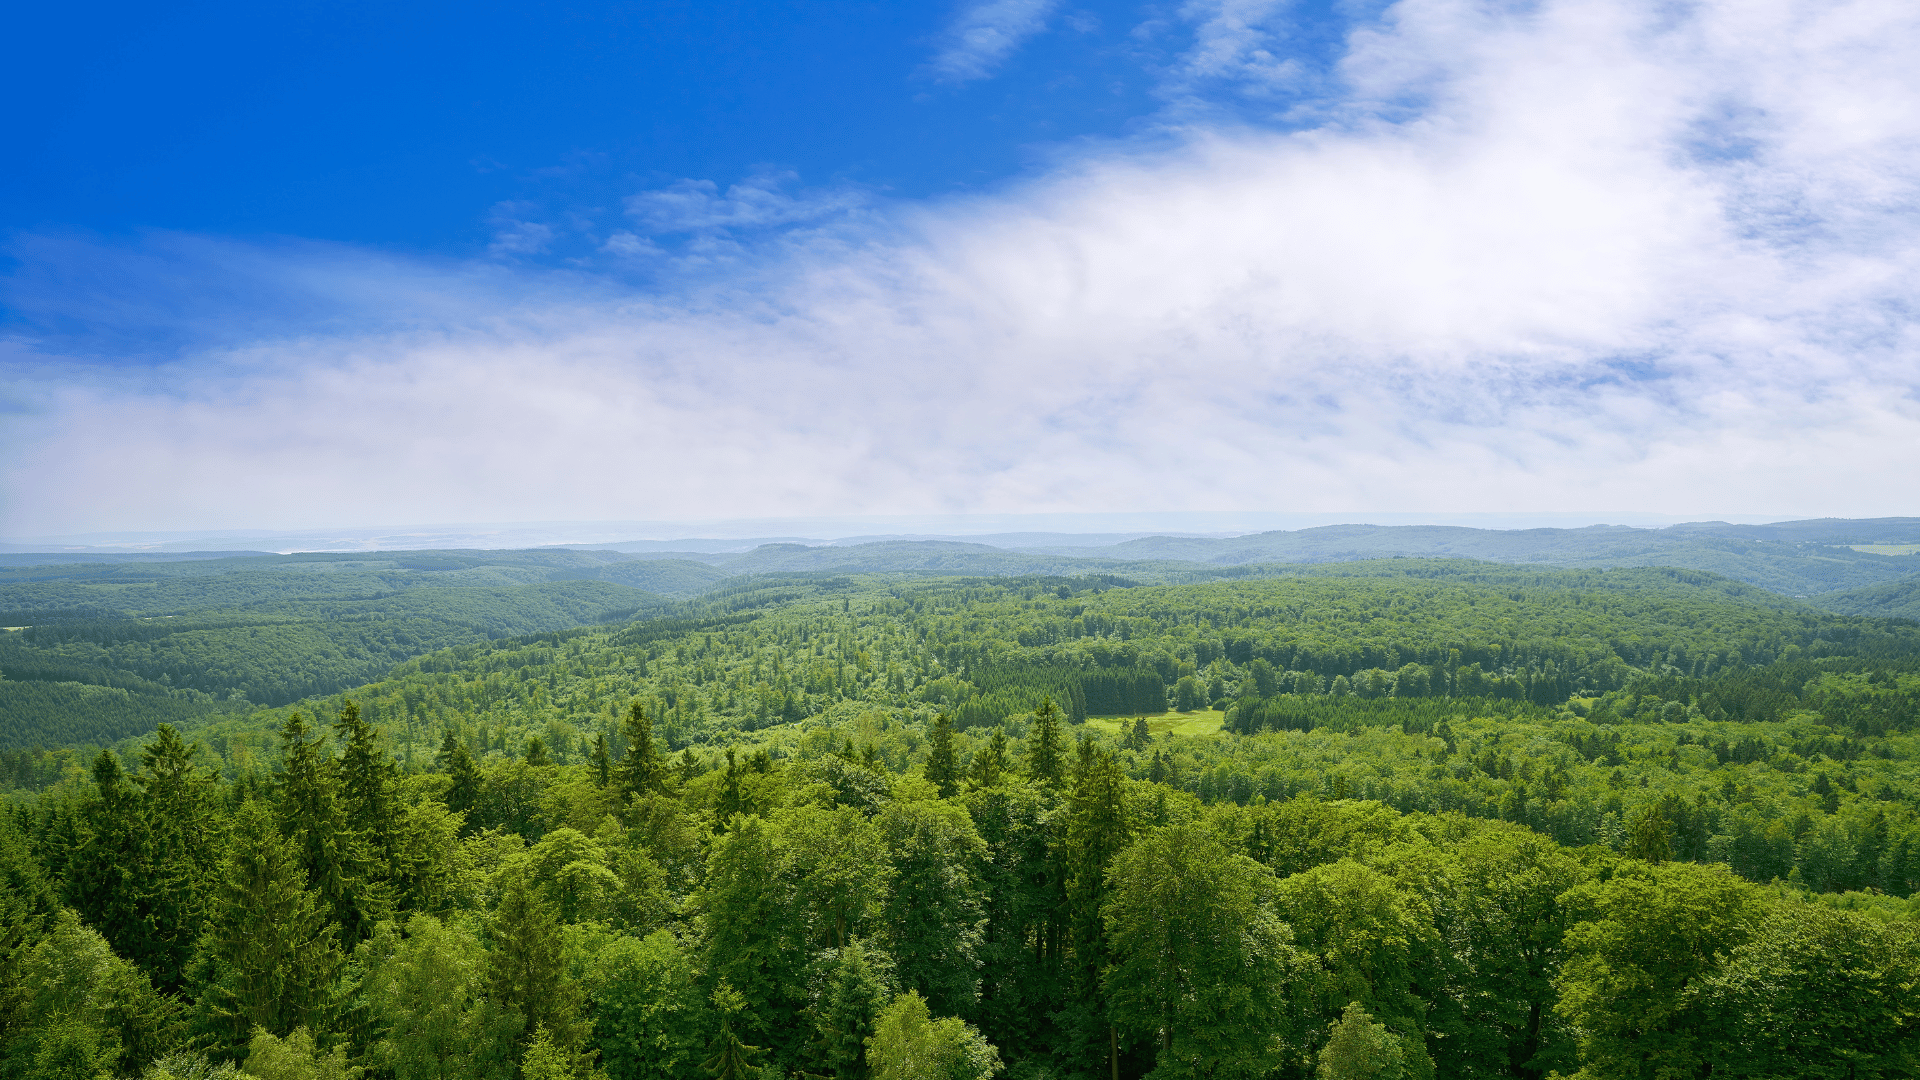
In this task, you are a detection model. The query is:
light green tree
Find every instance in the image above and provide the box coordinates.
[1103,822,1300,1080]
[360,915,511,1080]
[586,930,707,1080]
[240,1027,358,1080]
[1556,861,1766,1080]
[1316,1004,1406,1080]
[865,992,1001,1080]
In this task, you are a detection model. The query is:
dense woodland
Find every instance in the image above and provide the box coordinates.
[3,562,1919,1080]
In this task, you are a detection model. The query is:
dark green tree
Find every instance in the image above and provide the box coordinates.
[619,703,666,805]
[924,715,960,799]
[488,877,590,1068]
[276,711,378,948]
[702,984,759,1080]
[814,943,889,1080]
[968,730,1008,791]
[590,735,613,789]
[187,800,340,1053]
[336,701,399,875]
[1026,698,1065,786]
[135,724,220,990]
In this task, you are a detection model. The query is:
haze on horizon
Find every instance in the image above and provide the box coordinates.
[4,0,1918,536]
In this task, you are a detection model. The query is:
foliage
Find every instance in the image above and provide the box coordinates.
[5,562,1920,1080]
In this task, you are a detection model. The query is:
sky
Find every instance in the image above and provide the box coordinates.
[3,0,1919,537]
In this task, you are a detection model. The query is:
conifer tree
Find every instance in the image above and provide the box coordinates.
[618,703,665,804]
[189,800,340,1053]
[924,715,960,799]
[488,877,589,1066]
[590,735,612,788]
[703,984,759,1080]
[335,701,398,870]
[816,944,889,1080]
[969,730,1008,791]
[136,725,219,990]
[276,711,377,948]
[1059,747,1133,1077]
[1027,699,1065,787]
[65,751,155,978]
[443,739,482,822]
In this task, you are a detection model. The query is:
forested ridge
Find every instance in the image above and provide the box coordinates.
[3,562,1919,1080]
[0,551,716,747]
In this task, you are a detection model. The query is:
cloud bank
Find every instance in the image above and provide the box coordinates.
[5,0,1919,534]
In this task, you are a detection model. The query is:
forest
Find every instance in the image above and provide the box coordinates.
[3,559,1919,1080]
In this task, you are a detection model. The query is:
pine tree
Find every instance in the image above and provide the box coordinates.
[1027,698,1065,787]
[335,701,398,870]
[188,800,340,1053]
[488,878,589,1066]
[618,703,665,805]
[136,725,219,990]
[590,735,612,788]
[969,730,1008,790]
[816,945,888,1080]
[924,715,960,799]
[276,711,377,948]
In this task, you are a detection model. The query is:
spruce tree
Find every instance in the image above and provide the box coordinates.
[1060,748,1133,1076]
[969,730,1008,790]
[924,715,960,799]
[65,752,154,978]
[444,740,482,822]
[488,878,589,1065]
[136,725,218,990]
[189,800,340,1053]
[276,711,377,948]
[590,735,612,788]
[815,945,888,1080]
[702,984,759,1080]
[617,703,665,804]
[335,702,397,857]
[1027,698,1065,786]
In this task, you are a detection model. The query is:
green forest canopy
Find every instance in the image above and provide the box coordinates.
[4,555,1920,1078]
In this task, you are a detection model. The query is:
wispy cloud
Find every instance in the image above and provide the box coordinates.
[486,202,557,257]
[4,0,1919,533]
[623,170,869,235]
[926,0,1061,84]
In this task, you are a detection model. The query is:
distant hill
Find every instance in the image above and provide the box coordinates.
[1000,519,1920,596]
[0,550,731,747]
[1805,573,1920,622]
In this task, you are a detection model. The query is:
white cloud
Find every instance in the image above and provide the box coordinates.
[623,171,869,235]
[486,202,557,257]
[926,0,1061,84]
[5,0,1920,534]
[1159,0,1307,107]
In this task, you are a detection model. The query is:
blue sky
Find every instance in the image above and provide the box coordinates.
[4,0,1349,268]
[4,0,1919,536]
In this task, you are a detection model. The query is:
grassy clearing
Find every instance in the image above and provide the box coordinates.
[1084,709,1227,739]
[1849,544,1920,555]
